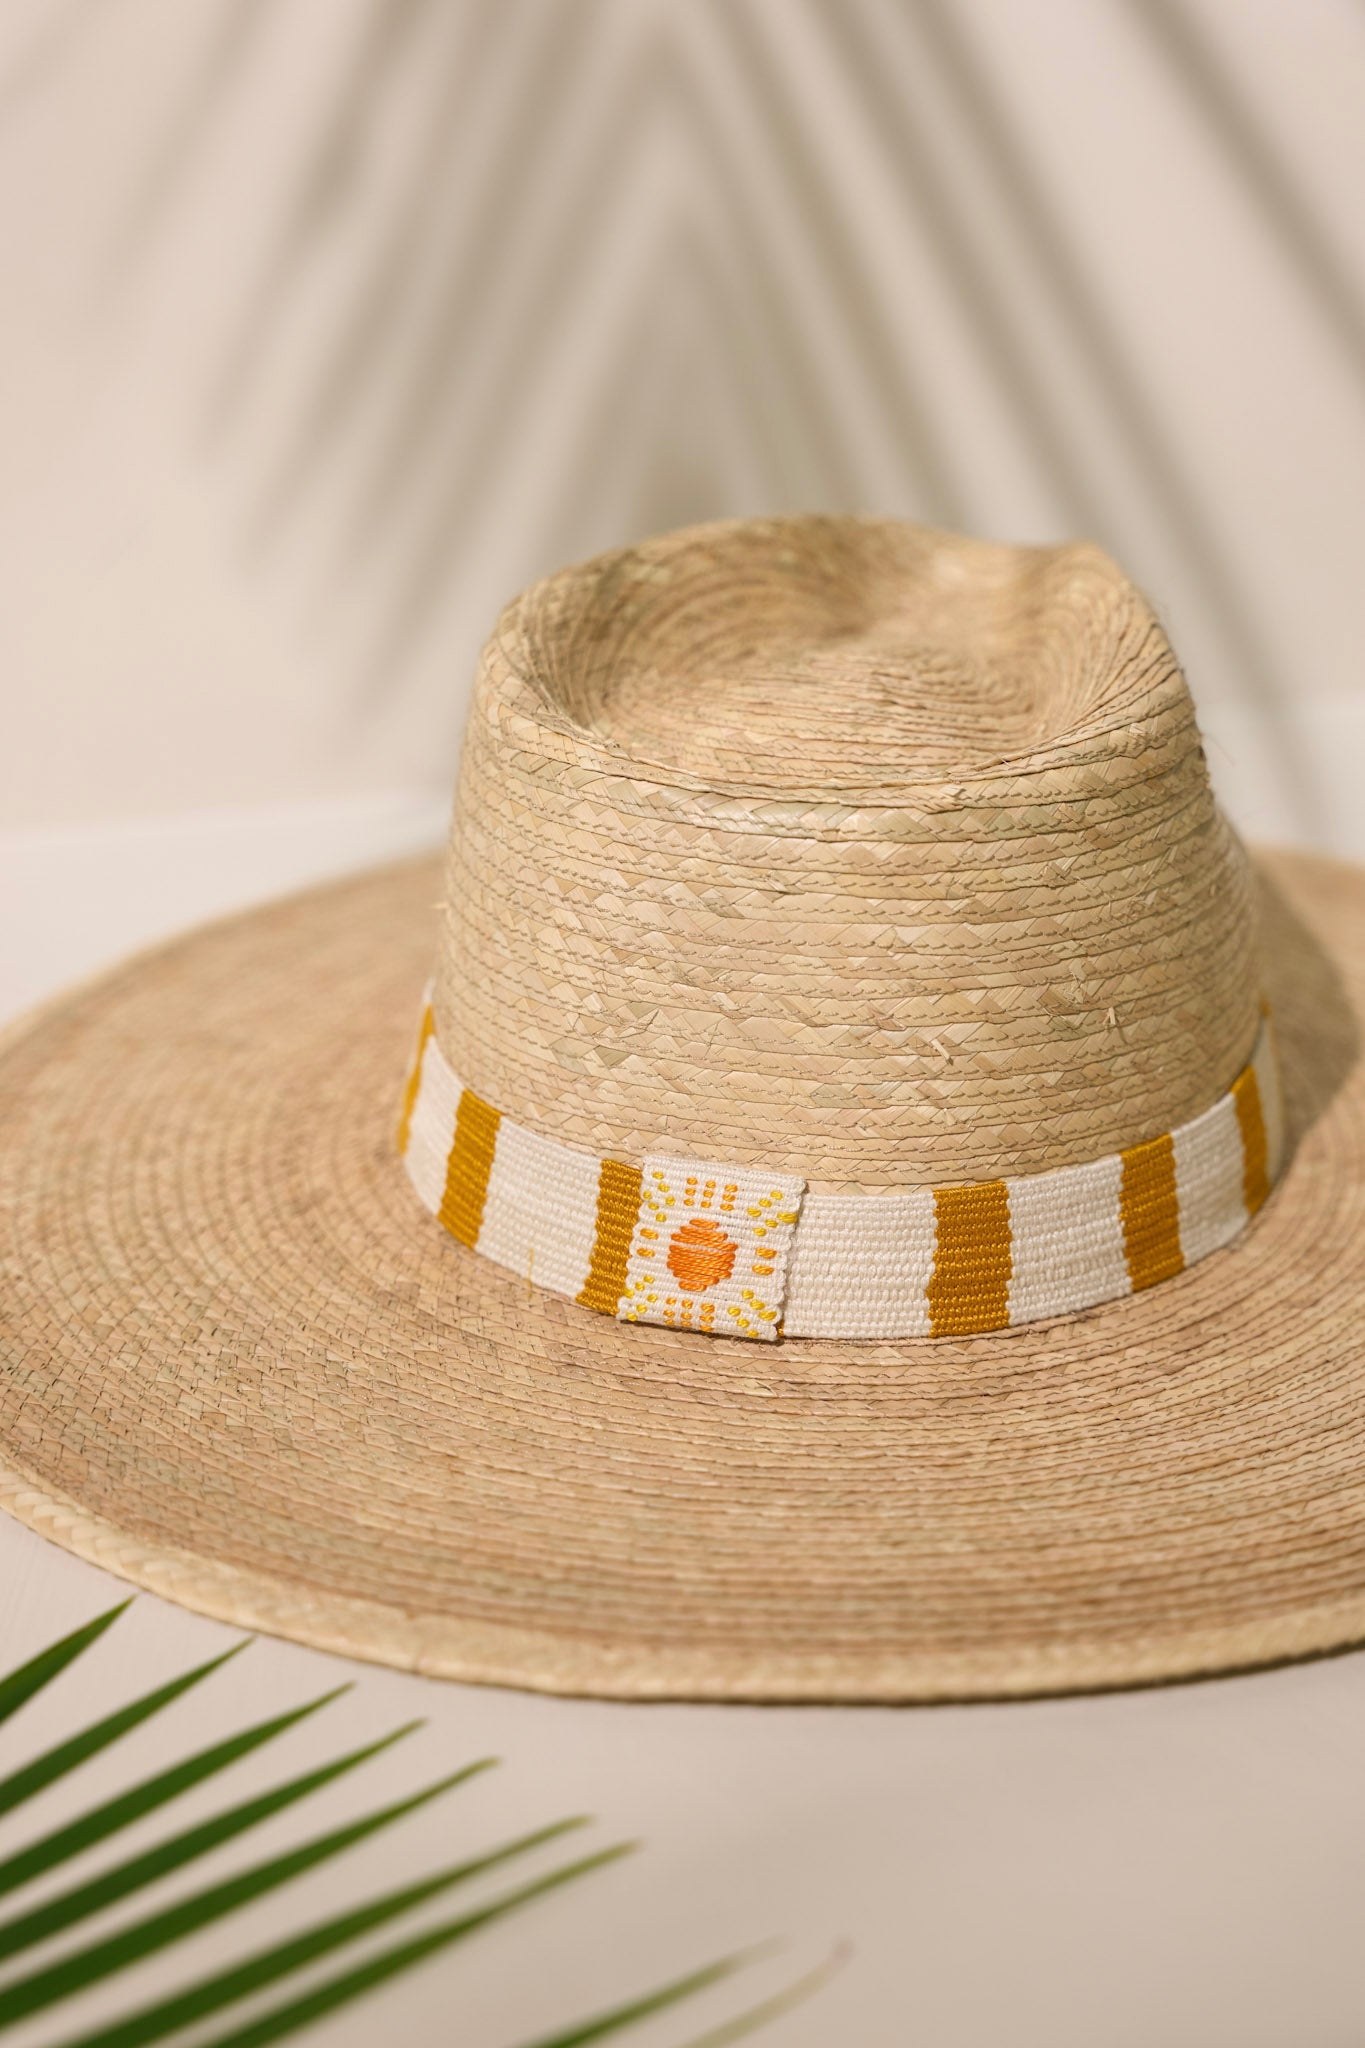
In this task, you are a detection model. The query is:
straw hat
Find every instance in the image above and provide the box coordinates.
[3,513,1364,1700]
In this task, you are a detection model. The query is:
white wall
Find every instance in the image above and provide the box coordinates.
[3,0,1364,851]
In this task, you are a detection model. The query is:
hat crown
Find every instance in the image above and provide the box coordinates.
[434,515,1258,1193]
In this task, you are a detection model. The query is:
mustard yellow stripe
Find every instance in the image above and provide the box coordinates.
[438,1088,502,1248]
[577,1158,643,1315]
[395,1004,435,1155]
[1232,1063,1270,1216]
[928,1180,1012,1336]
[1120,1131,1183,1291]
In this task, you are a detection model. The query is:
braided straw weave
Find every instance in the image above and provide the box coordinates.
[441,518,1259,1183]
[430,516,1264,1337]
[1,515,1363,1700]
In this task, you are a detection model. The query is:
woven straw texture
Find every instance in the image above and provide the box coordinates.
[437,517,1259,1193]
[2,515,1362,1700]
[0,844,1360,1700]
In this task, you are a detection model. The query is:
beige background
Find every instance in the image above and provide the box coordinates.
[3,0,1365,849]
[6,3,1365,2043]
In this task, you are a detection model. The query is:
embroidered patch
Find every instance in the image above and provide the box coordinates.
[617,1157,806,1340]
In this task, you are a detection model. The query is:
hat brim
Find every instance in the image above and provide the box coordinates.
[3,847,1364,1701]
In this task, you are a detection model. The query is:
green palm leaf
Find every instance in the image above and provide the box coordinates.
[0,1686,354,1900]
[0,1642,247,1821]
[0,1760,497,2027]
[508,1955,746,2048]
[0,1720,430,1962]
[0,1603,130,1729]
[49,1836,626,2048]
[147,1853,643,2048]
[0,1602,817,2046]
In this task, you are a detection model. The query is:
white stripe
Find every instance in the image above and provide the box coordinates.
[1173,1089,1247,1266]
[784,1189,936,1338]
[404,1031,458,1215]
[478,1116,601,1298]
[1006,1152,1127,1324]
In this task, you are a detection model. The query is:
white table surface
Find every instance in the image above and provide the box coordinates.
[4,800,1365,2048]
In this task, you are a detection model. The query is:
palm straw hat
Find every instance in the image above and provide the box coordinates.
[4,514,1365,1700]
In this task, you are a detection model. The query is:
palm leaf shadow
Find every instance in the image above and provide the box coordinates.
[4,0,1345,829]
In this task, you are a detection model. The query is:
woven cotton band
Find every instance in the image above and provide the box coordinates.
[398,1000,1284,1343]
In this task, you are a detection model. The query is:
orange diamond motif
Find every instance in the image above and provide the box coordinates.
[666,1216,737,1293]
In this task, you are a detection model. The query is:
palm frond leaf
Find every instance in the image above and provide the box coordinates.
[56,1841,634,2048]
[0,1643,247,1822]
[0,1602,130,1729]
[0,1604,816,2046]
[0,1720,428,1962]
[0,1685,354,1901]
[511,1954,748,2048]
[0,1758,498,2027]
[42,1827,611,2048]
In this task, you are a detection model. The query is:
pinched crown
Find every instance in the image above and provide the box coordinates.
[434,515,1258,1194]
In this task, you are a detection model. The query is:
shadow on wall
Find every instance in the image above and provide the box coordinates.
[6,0,1355,831]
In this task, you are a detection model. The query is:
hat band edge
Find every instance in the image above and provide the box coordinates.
[397,996,1284,1344]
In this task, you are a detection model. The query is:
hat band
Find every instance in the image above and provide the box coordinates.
[397,997,1284,1344]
